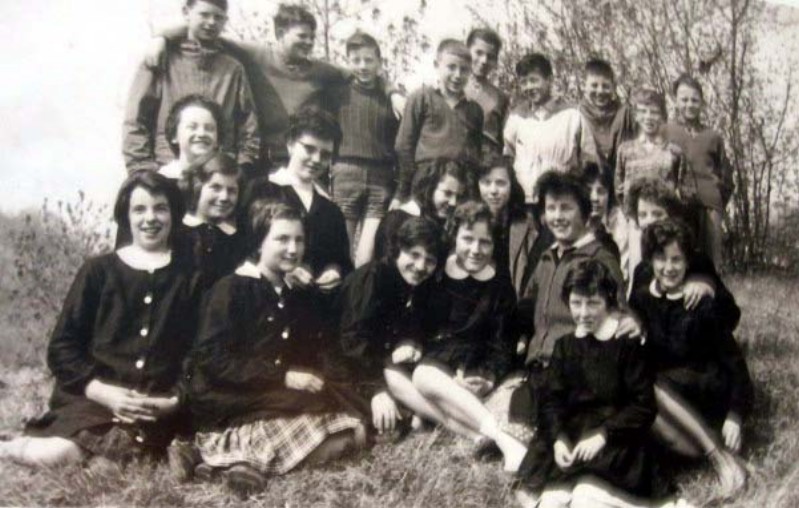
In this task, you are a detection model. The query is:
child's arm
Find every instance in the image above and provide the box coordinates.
[502,111,518,158]
[122,63,162,173]
[394,89,426,202]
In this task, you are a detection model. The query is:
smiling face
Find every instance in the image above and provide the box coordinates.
[184,0,227,43]
[278,24,315,62]
[675,83,703,124]
[432,174,464,219]
[588,179,610,218]
[544,192,587,247]
[479,166,511,216]
[347,47,381,87]
[583,73,615,109]
[635,102,664,136]
[637,198,670,228]
[652,240,688,293]
[569,291,610,337]
[396,245,438,286]
[454,220,494,274]
[174,105,218,161]
[196,172,238,224]
[519,70,551,107]
[435,51,471,96]
[469,38,498,79]
[287,133,334,183]
[129,186,172,252]
[259,218,305,277]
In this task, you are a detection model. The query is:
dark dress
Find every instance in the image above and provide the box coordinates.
[519,332,656,496]
[175,218,247,292]
[630,283,754,426]
[26,253,200,454]
[337,260,432,399]
[422,260,517,380]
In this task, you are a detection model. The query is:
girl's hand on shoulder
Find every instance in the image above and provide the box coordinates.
[85,379,157,423]
[285,369,325,393]
[391,341,422,364]
[683,278,715,310]
[572,430,607,463]
[388,198,402,211]
[287,266,315,288]
[615,314,643,342]
[143,36,167,69]
[553,438,574,469]
[316,268,342,292]
[722,415,742,452]
[371,390,401,434]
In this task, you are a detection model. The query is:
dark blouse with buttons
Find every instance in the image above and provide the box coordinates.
[26,253,200,446]
[188,270,353,431]
[337,260,432,397]
[175,222,248,291]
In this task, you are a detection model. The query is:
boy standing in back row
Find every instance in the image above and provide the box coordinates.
[465,28,509,157]
[394,40,484,206]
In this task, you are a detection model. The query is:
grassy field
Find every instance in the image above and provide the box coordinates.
[1,209,798,506]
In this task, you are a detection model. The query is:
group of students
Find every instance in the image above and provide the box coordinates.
[0,1,754,506]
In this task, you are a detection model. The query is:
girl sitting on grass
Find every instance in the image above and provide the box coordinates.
[337,217,444,440]
[1,171,199,467]
[631,219,753,498]
[178,201,366,498]
[516,259,664,508]
[387,202,528,472]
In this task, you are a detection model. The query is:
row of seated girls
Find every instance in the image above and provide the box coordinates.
[0,105,752,508]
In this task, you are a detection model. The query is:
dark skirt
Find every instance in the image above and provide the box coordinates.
[657,363,731,428]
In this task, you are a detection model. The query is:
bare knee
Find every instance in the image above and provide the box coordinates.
[7,436,84,467]
[411,364,447,397]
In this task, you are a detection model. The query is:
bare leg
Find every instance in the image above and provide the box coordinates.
[651,415,703,458]
[384,366,457,430]
[571,477,651,508]
[354,217,381,268]
[0,436,83,467]
[345,218,358,260]
[303,424,367,466]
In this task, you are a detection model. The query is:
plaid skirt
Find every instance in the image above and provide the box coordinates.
[195,412,363,475]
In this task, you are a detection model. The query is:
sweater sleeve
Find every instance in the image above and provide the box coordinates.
[485,281,518,379]
[46,260,102,394]
[122,62,162,173]
[600,342,657,442]
[233,66,261,174]
[540,338,568,441]
[394,89,426,201]
[502,112,518,158]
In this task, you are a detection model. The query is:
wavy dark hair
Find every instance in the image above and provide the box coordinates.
[641,218,695,265]
[388,216,446,267]
[113,170,185,248]
[535,171,591,221]
[561,258,619,310]
[411,158,474,220]
[164,94,225,156]
[246,199,306,261]
[186,152,242,214]
[477,155,526,221]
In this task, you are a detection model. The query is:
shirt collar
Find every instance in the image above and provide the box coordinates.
[183,214,237,236]
[116,246,171,272]
[550,231,596,252]
[649,278,685,300]
[269,166,330,199]
[398,200,422,216]
[433,85,467,106]
[444,254,496,282]
[574,316,619,340]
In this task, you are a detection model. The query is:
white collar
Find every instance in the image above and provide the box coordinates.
[574,316,619,341]
[649,279,685,300]
[158,160,184,180]
[269,166,330,199]
[398,200,422,216]
[550,231,596,252]
[234,261,293,289]
[183,214,237,236]
[444,254,496,282]
[116,246,171,272]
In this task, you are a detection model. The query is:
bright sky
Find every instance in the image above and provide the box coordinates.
[1,0,796,213]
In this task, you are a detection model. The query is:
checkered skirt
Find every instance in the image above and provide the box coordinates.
[195,412,363,475]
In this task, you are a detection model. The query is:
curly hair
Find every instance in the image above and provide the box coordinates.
[164,94,225,156]
[411,158,474,219]
[641,218,694,265]
[287,106,343,156]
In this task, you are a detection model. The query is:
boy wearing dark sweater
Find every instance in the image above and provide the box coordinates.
[393,39,484,205]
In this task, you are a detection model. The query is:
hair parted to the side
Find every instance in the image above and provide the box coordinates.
[466,27,502,53]
[447,200,495,242]
[583,58,615,81]
[672,73,705,100]
[346,31,381,58]
[187,152,242,213]
[626,178,684,223]
[287,106,344,155]
[185,0,228,10]
[165,94,226,156]
[515,52,552,79]
[411,158,474,219]
[114,170,186,248]
[477,154,526,220]
[389,216,446,265]
[436,39,471,61]
[632,86,667,117]
[246,199,305,259]
[536,171,592,220]
[641,218,695,265]
[274,3,316,35]
[561,259,619,309]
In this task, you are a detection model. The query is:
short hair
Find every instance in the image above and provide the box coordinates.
[411,158,473,219]
[562,259,619,309]
[247,200,305,259]
[286,106,343,155]
[626,178,683,222]
[113,170,185,248]
[187,152,242,213]
[515,53,552,79]
[186,0,228,10]
[390,216,446,265]
[579,161,615,208]
[476,155,526,220]
[536,171,592,221]
[632,86,667,117]
[274,3,316,35]
[449,200,494,241]
[466,28,502,53]
[672,73,704,100]
[641,218,694,265]
[165,94,225,156]
[583,58,615,81]
[346,31,381,58]
[436,39,471,61]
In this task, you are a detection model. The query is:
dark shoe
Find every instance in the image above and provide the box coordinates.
[472,436,501,462]
[167,440,201,483]
[223,464,267,499]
